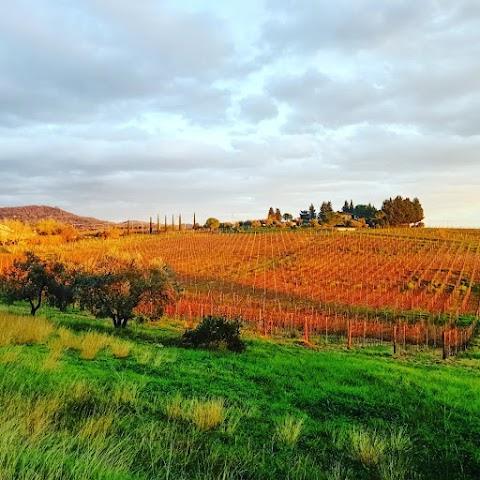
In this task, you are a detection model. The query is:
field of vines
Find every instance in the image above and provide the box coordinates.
[3,228,480,351]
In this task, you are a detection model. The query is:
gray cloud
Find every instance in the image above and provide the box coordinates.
[260,1,480,136]
[0,0,479,226]
[0,0,237,128]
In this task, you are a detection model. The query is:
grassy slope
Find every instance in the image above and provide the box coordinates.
[0,304,479,480]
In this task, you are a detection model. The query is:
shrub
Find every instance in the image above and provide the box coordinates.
[182,316,246,353]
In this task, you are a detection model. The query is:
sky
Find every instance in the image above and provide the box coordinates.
[1,0,479,226]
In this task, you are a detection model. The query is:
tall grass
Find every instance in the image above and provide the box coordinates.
[164,395,225,431]
[78,332,111,360]
[275,415,304,446]
[350,427,387,465]
[109,338,132,358]
[0,314,53,346]
[0,307,478,479]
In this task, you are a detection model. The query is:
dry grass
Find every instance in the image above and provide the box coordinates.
[55,327,80,350]
[191,398,225,431]
[21,396,61,442]
[42,349,62,370]
[78,332,111,360]
[0,314,54,346]
[165,394,185,421]
[350,427,387,466]
[164,395,225,431]
[275,415,304,446]
[78,413,115,441]
[135,347,176,367]
[112,380,140,407]
[0,313,138,363]
[109,339,133,359]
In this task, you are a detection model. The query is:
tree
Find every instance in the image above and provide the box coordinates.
[46,259,79,311]
[220,222,233,230]
[308,203,316,220]
[204,218,220,230]
[282,212,293,222]
[0,252,57,316]
[299,210,310,225]
[381,196,424,226]
[77,255,179,328]
[319,201,334,224]
[411,198,424,225]
[275,208,282,222]
[353,204,377,221]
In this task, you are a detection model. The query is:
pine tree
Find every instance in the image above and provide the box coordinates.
[319,201,334,223]
[381,196,424,226]
[275,208,282,222]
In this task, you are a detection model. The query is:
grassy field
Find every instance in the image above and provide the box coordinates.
[0,303,479,479]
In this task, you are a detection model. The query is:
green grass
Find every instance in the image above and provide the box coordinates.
[0,303,479,479]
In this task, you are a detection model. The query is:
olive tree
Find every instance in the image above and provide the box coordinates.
[77,254,179,328]
[204,218,220,230]
[0,251,68,316]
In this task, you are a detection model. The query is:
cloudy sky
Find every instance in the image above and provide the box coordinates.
[1,0,479,226]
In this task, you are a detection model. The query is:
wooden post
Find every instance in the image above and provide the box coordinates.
[149,216,153,234]
[303,316,309,344]
[179,214,182,231]
[393,324,397,354]
[347,320,352,349]
[193,212,196,230]
[442,331,448,360]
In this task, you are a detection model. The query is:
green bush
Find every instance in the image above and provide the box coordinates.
[183,316,246,353]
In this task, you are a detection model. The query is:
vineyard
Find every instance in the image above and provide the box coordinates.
[2,228,479,352]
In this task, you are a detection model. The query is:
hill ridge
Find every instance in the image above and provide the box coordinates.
[0,205,110,227]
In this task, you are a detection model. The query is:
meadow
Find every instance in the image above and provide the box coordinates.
[0,303,479,479]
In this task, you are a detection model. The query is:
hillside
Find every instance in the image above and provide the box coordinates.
[0,304,479,479]
[0,205,110,228]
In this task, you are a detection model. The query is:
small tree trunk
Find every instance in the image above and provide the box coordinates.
[29,297,41,316]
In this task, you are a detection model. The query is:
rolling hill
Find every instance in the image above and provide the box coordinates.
[0,205,110,228]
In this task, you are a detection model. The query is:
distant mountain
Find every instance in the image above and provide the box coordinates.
[0,205,111,228]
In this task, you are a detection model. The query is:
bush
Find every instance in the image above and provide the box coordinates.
[183,316,246,353]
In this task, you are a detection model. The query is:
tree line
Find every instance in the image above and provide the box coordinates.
[0,251,180,328]
[262,196,424,229]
